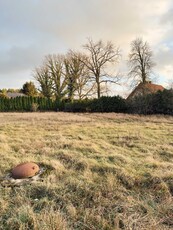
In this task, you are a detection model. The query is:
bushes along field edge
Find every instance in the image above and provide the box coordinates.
[0,89,173,115]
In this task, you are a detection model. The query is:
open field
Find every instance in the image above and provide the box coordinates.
[0,112,173,230]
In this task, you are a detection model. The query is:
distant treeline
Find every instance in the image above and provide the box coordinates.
[0,89,173,115]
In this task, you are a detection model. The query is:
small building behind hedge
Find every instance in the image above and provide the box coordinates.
[127,81,164,100]
[6,92,26,98]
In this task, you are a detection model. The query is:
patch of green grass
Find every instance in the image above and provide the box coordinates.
[0,112,173,229]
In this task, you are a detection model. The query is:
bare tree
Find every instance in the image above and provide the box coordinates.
[64,51,83,101]
[128,38,156,85]
[65,51,95,100]
[34,55,68,100]
[75,75,96,100]
[34,39,121,100]
[33,66,53,98]
[46,54,67,101]
[82,38,121,98]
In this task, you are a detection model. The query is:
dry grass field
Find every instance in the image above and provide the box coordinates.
[0,112,173,230]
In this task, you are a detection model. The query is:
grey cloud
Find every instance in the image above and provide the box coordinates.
[161,7,173,25]
[161,9,173,45]
[0,0,148,46]
[0,72,30,89]
[154,44,173,83]
[0,0,172,89]
[0,0,165,47]
[0,43,44,73]
[155,46,173,66]
[0,46,40,73]
[153,4,173,77]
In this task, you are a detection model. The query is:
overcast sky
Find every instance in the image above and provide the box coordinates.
[0,0,173,95]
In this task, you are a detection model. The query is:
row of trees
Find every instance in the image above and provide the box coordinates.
[0,82,38,98]
[33,37,155,100]
[33,39,121,100]
[0,37,156,101]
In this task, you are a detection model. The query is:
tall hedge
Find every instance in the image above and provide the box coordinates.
[0,96,58,112]
[89,96,127,112]
[0,91,172,114]
[127,89,173,115]
[64,96,127,113]
[152,89,173,115]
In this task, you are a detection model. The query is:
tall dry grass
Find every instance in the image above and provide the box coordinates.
[0,112,173,229]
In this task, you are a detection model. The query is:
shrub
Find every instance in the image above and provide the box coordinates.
[64,99,91,112]
[89,96,127,113]
[31,103,39,112]
[0,93,8,99]
[54,100,65,111]
[63,96,127,113]
[127,89,173,115]
[153,89,173,115]
[127,94,153,114]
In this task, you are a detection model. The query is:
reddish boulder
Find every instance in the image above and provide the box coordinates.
[11,162,39,179]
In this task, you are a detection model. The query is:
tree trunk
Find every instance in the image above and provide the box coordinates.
[97,81,100,99]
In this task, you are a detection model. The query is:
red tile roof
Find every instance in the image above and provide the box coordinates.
[127,82,164,100]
